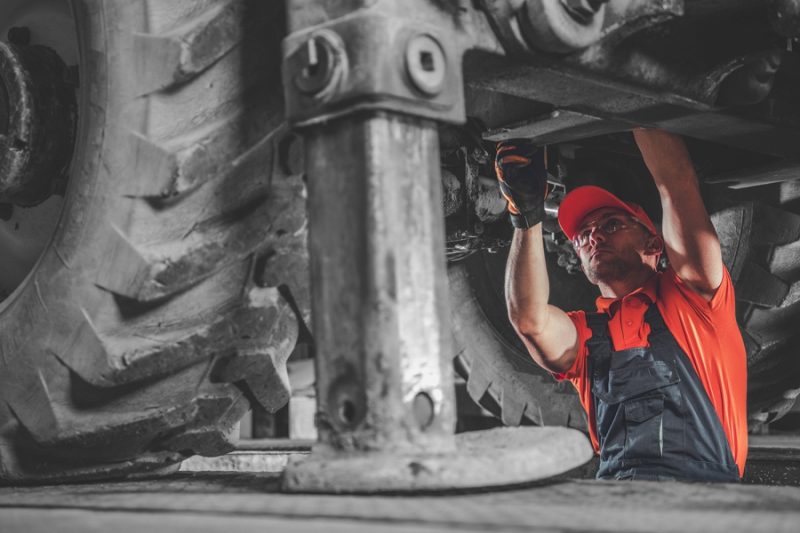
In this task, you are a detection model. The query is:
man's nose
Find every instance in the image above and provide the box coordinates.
[588,226,606,246]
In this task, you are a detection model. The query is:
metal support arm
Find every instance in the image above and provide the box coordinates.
[280,0,592,493]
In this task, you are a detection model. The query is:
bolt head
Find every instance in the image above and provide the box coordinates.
[405,34,446,97]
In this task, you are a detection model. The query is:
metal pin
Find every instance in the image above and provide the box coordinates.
[307,37,318,67]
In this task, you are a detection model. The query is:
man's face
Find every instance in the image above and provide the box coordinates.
[572,207,659,285]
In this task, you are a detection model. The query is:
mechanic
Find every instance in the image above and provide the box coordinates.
[496,129,747,482]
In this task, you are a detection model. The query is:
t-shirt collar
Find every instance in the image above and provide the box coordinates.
[595,272,659,315]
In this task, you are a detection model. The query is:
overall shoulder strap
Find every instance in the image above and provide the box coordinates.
[584,311,612,367]
[643,301,668,335]
[584,311,610,343]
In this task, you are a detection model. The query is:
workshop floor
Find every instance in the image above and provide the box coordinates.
[2,470,800,533]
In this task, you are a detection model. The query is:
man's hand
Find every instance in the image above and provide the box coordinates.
[495,140,548,229]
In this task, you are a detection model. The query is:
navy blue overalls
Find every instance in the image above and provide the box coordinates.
[586,303,740,482]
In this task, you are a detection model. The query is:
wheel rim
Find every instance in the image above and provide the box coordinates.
[0,0,77,302]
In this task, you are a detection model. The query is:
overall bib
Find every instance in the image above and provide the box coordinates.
[586,304,740,482]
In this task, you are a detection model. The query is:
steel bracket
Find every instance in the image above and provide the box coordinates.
[282,11,465,128]
[477,0,684,56]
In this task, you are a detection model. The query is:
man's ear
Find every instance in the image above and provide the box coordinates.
[645,235,664,256]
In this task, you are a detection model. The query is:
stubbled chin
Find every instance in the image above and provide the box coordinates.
[585,257,629,284]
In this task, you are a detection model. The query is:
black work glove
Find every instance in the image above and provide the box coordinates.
[494,140,548,229]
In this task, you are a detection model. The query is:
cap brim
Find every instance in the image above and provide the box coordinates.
[558,185,650,240]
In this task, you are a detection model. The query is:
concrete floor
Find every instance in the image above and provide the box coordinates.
[2,435,799,532]
[2,471,800,533]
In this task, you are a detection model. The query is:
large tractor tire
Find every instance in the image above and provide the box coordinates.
[0,0,301,483]
[449,253,588,430]
[713,201,800,427]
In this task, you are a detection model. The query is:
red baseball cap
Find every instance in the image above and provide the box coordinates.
[558,185,658,240]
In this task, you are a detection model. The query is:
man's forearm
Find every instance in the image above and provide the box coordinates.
[633,129,697,187]
[505,224,550,334]
[504,224,580,373]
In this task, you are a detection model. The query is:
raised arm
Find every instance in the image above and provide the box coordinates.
[496,142,579,373]
[505,225,581,374]
[633,129,723,300]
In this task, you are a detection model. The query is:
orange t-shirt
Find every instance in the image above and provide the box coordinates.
[557,267,748,477]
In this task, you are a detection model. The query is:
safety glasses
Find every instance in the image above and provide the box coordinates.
[572,214,649,249]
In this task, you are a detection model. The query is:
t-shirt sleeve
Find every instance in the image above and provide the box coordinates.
[554,310,590,382]
[664,265,736,319]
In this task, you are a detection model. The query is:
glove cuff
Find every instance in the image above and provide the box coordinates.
[509,205,545,229]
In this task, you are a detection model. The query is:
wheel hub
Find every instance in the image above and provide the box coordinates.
[0,39,76,206]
